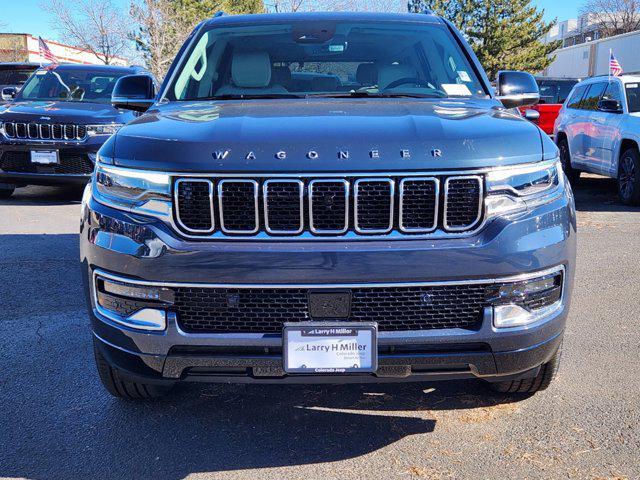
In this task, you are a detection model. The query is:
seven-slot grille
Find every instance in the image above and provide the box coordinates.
[3,121,87,141]
[174,175,484,237]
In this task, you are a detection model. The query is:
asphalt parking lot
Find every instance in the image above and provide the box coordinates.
[0,175,639,480]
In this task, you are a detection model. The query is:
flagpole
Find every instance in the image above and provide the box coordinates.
[609,48,612,83]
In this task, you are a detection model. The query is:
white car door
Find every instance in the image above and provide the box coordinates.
[563,84,590,166]
[596,80,625,177]
[579,81,608,173]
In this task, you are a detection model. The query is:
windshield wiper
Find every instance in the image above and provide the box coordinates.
[306,91,446,99]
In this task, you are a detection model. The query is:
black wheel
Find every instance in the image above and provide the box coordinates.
[0,184,15,199]
[93,340,173,400]
[557,138,580,185]
[618,148,640,205]
[489,343,562,394]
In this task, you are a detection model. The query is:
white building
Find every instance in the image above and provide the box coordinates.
[0,33,127,65]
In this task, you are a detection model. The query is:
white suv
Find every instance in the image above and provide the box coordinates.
[555,75,640,204]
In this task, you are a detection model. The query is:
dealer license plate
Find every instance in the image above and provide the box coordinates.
[30,150,59,165]
[283,322,377,374]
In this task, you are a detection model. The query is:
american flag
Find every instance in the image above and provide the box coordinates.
[38,37,59,67]
[610,51,623,77]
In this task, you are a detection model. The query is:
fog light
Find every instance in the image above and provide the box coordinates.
[102,279,174,302]
[490,270,564,328]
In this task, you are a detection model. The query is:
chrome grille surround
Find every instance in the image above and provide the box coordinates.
[2,121,88,141]
[263,179,304,235]
[217,179,260,234]
[354,178,395,234]
[172,173,486,240]
[443,175,483,232]
[174,178,215,234]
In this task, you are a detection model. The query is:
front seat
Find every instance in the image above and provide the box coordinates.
[216,51,288,95]
[356,63,378,87]
[377,64,417,90]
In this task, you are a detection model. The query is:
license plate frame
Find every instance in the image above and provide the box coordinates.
[283,322,378,374]
[30,150,59,165]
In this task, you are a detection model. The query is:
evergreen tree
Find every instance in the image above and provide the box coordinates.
[224,0,265,13]
[410,0,561,79]
[407,0,429,13]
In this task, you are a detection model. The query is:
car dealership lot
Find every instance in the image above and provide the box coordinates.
[0,177,638,480]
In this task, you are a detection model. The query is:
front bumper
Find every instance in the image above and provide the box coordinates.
[0,138,105,186]
[81,187,576,384]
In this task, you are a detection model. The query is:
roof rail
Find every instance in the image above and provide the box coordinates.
[422,8,434,14]
[214,11,224,17]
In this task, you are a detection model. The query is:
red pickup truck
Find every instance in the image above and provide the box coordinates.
[520,77,579,138]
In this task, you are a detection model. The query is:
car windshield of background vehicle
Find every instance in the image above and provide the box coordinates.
[16,68,129,104]
[602,81,623,104]
[625,83,640,112]
[0,68,35,86]
[168,21,488,101]
[537,80,577,104]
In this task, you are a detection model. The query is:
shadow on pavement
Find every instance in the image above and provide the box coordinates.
[0,184,85,206]
[572,174,638,213]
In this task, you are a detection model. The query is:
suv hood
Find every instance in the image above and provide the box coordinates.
[1,100,126,123]
[110,98,544,172]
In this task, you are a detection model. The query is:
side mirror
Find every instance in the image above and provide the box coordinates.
[1,87,17,101]
[523,109,540,122]
[496,71,539,109]
[111,75,156,112]
[598,99,623,114]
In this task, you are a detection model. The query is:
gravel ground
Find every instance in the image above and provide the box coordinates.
[0,176,638,480]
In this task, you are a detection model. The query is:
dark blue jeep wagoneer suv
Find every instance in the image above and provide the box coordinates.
[80,12,576,399]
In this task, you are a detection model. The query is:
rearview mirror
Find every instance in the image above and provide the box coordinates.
[112,75,156,112]
[496,71,539,109]
[598,99,623,114]
[1,87,17,101]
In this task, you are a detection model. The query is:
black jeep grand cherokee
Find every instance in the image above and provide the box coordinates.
[0,64,154,198]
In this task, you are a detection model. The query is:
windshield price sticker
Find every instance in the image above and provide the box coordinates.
[283,323,377,374]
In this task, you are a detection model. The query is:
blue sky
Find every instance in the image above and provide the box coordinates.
[4,0,583,40]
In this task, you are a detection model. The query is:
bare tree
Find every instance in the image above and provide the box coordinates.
[130,0,184,79]
[267,0,402,12]
[580,0,640,37]
[42,0,132,64]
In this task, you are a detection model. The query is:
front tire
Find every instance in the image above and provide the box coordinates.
[618,148,640,205]
[557,138,581,185]
[93,340,174,400]
[489,343,562,395]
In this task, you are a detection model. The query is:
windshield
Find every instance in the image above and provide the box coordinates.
[626,83,640,113]
[168,21,488,101]
[16,67,130,104]
[536,79,577,104]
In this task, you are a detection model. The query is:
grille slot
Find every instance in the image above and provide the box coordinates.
[173,175,484,238]
[309,179,349,234]
[218,180,259,234]
[174,284,487,333]
[263,179,304,234]
[2,121,87,141]
[0,150,94,174]
[354,179,394,233]
[175,179,215,233]
[399,178,439,233]
[444,176,483,231]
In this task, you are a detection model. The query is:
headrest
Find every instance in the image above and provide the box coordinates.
[356,63,378,85]
[311,76,339,91]
[272,66,292,86]
[378,64,416,90]
[232,51,272,88]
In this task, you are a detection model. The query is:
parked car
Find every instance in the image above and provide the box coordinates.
[0,64,155,198]
[0,62,39,104]
[519,77,580,137]
[81,12,576,399]
[555,74,640,204]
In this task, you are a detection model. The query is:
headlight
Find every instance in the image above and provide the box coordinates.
[86,124,124,136]
[92,154,172,219]
[485,159,564,218]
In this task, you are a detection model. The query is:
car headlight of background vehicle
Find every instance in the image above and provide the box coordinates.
[485,158,564,218]
[92,154,172,219]
[86,124,124,136]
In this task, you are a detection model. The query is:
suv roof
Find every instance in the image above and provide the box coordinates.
[203,11,444,27]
